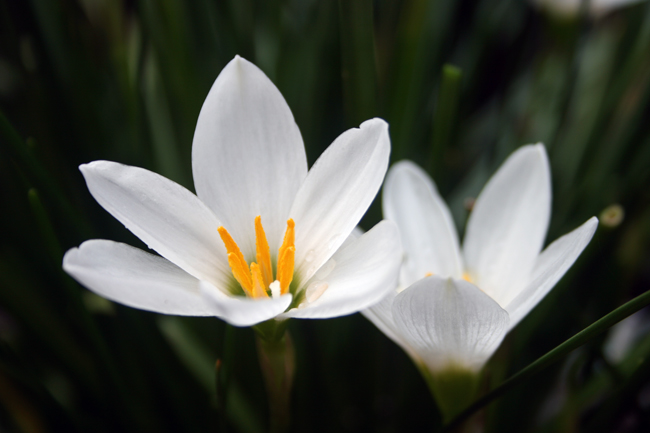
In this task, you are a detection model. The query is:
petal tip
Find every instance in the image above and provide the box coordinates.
[520,142,548,161]
[586,216,600,232]
[360,117,388,132]
[61,246,79,269]
[79,161,98,173]
[391,159,428,179]
[79,160,117,175]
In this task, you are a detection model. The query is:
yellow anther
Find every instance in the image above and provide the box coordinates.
[462,272,473,283]
[226,253,253,296]
[250,262,269,298]
[278,219,295,267]
[218,226,247,272]
[424,272,433,277]
[277,246,295,295]
[254,216,273,288]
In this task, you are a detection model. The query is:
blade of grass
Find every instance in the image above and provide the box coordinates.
[430,64,462,182]
[0,112,92,237]
[338,0,378,126]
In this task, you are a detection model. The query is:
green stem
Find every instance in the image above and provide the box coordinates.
[419,363,479,424]
[256,330,295,433]
[444,288,650,431]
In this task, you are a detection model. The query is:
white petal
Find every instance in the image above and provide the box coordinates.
[192,56,307,258]
[392,276,510,373]
[362,293,422,362]
[281,220,402,319]
[80,161,230,287]
[200,281,292,327]
[63,240,217,316]
[290,118,391,283]
[463,144,552,306]
[383,161,463,286]
[505,217,598,329]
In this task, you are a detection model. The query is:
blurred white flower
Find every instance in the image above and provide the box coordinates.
[365,144,598,376]
[64,56,401,327]
[603,310,650,363]
[532,0,647,19]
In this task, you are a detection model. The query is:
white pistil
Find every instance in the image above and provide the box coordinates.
[269,280,281,299]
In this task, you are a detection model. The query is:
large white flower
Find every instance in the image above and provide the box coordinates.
[63,56,402,327]
[364,144,598,375]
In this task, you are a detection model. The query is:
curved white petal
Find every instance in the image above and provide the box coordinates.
[383,161,463,286]
[290,118,391,283]
[505,217,598,329]
[463,144,552,306]
[80,161,230,286]
[392,276,510,373]
[192,56,307,258]
[363,293,422,362]
[200,281,292,327]
[281,220,401,319]
[63,240,218,316]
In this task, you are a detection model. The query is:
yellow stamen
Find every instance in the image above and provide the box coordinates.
[277,246,295,295]
[424,272,433,277]
[226,253,253,296]
[278,219,295,267]
[219,227,253,293]
[462,272,473,283]
[218,218,296,299]
[254,216,273,288]
[250,262,269,298]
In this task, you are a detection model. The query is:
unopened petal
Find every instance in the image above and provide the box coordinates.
[505,217,598,329]
[290,118,391,283]
[63,240,218,316]
[383,161,463,286]
[392,276,510,373]
[80,161,230,287]
[192,56,307,258]
[463,144,551,306]
[200,281,292,327]
[281,220,401,319]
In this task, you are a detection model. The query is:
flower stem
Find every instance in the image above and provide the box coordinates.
[256,330,295,433]
[420,364,480,425]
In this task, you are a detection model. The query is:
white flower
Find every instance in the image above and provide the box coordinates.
[531,0,647,18]
[364,144,598,374]
[63,56,402,327]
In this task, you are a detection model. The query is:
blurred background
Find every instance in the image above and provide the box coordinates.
[1,0,650,431]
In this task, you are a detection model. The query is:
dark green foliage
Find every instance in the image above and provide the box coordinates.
[1,0,649,431]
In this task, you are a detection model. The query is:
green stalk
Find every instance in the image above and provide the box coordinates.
[419,363,479,424]
[444,288,650,431]
[255,331,295,433]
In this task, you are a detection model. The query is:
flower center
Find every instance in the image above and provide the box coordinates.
[217,216,295,299]
[423,272,474,283]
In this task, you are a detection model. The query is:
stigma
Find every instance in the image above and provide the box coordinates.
[218,216,295,299]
